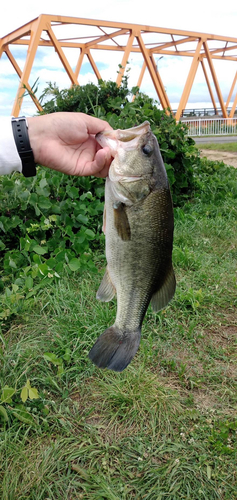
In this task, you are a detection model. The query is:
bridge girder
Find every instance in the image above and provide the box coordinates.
[0,14,237,119]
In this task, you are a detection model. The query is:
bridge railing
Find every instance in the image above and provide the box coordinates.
[175,107,237,118]
[181,118,237,136]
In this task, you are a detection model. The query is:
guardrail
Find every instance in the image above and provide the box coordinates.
[181,118,237,136]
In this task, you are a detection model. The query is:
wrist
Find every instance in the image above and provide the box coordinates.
[27,117,41,164]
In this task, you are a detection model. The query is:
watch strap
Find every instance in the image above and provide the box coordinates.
[11,117,36,177]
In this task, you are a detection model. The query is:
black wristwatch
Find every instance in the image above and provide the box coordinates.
[11,117,37,177]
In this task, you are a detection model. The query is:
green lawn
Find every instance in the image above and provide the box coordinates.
[1,162,237,499]
[197,142,237,153]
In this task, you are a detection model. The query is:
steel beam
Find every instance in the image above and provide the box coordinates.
[226,71,237,108]
[11,16,45,116]
[1,22,34,46]
[0,39,3,58]
[203,41,228,118]
[74,47,85,81]
[150,36,198,52]
[5,48,43,112]
[116,32,135,86]
[41,15,237,43]
[7,38,237,60]
[200,59,218,114]
[150,54,171,110]
[229,90,237,118]
[136,33,170,111]
[175,39,203,121]
[85,28,128,49]
[46,23,79,86]
[136,60,146,90]
[210,43,237,55]
[86,49,101,80]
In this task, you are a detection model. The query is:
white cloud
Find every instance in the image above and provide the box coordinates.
[0,59,18,75]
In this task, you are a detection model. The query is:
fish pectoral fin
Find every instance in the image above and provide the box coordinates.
[96,267,116,302]
[113,202,131,241]
[151,266,176,312]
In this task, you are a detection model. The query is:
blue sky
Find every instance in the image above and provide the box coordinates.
[0,0,237,116]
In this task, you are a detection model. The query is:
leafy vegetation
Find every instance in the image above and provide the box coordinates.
[0,170,105,323]
[1,79,237,498]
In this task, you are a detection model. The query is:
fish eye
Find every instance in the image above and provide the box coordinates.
[142,144,153,157]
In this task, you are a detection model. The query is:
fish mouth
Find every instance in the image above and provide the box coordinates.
[96,121,151,183]
[111,121,150,142]
[96,121,151,153]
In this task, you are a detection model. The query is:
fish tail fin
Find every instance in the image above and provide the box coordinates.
[88,326,141,372]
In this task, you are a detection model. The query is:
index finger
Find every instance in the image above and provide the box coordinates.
[80,113,113,136]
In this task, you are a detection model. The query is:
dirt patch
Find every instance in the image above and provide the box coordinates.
[193,391,236,414]
[200,149,237,168]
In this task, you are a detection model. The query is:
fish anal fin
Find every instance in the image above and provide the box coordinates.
[113,202,131,241]
[151,266,176,312]
[96,267,116,302]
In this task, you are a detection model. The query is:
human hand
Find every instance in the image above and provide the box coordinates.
[27,112,113,177]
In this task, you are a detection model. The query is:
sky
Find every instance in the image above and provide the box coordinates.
[0,0,237,116]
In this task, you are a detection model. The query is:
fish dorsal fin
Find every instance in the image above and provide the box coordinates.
[96,267,116,302]
[113,201,131,241]
[150,266,176,312]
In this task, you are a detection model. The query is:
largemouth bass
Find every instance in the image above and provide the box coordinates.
[89,121,175,372]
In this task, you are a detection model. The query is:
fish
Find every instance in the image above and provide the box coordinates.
[89,121,176,372]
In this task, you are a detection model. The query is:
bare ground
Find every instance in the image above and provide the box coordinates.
[200,149,237,168]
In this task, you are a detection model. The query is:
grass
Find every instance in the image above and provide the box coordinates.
[197,142,237,152]
[0,161,237,499]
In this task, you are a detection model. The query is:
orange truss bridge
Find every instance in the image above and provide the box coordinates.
[0,14,237,120]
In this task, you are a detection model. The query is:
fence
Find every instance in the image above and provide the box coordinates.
[181,118,237,136]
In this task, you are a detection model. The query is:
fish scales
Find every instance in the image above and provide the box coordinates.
[106,187,173,330]
[89,121,176,372]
